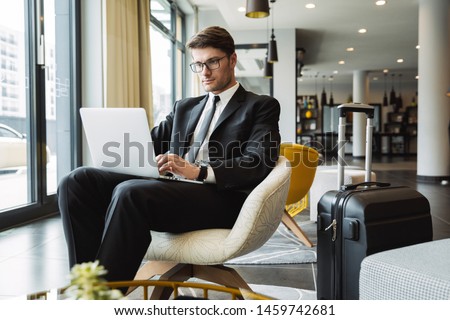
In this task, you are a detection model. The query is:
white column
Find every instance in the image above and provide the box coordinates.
[417,0,450,180]
[352,70,369,157]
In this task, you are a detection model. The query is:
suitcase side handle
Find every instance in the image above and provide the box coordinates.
[340,181,391,191]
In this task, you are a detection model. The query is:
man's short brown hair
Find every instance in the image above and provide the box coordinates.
[186,26,235,57]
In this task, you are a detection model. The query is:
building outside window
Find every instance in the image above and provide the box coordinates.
[150,0,186,125]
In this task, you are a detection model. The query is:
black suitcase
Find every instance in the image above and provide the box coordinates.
[316,103,433,300]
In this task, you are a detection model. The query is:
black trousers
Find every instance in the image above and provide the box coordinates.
[57,167,247,283]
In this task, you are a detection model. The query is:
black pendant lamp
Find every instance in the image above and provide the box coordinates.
[245,0,270,18]
[263,12,272,78]
[395,74,403,111]
[267,1,278,62]
[314,75,318,105]
[389,73,396,105]
[268,29,278,63]
[382,73,388,106]
[263,55,273,78]
[328,76,334,106]
[320,75,327,107]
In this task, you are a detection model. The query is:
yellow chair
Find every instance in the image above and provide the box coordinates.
[280,143,320,248]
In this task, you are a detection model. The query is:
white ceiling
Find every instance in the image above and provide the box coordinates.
[189,0,420,85]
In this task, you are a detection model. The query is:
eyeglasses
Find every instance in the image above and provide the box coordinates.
[189,55,227,73]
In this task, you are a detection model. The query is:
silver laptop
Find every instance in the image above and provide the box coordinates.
[80,107,203,184]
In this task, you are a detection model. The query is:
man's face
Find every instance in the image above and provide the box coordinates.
[190,47,237,95]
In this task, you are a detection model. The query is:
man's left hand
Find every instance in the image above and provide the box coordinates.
[156,153,200,180]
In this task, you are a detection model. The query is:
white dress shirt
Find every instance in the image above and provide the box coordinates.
[190,81,240,183]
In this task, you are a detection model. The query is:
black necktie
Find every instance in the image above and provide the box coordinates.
[188,95,220,163]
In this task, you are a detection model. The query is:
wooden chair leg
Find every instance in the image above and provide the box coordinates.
[134,261,178,280]
[126,261,178,296]
[282,210,314,247]
[193,265,252,291]
[150,263,193,300]
[129,262,253,299]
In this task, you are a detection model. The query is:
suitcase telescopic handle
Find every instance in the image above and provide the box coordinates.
[337,103,374,118]
[340,181,391,191]
[337,103,375,189]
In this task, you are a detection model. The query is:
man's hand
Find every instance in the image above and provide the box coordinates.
[156,153,200,180]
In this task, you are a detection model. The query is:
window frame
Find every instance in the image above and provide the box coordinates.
[0,0,81,230]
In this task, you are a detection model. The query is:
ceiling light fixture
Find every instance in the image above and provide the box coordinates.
[338,60,345,65]
[383,72,388,106]
[268,0,278,63]
[264,13,273,78]
[397,73,403,110]
[320,75,327,107]
[375,1,386,6]
[397,58,404,63]
[263,55,273,78]
[245,0,270,18]
[389,73,396,105]
[305,3,316,9]
[358,28,367,34]
[328,76,334,106]
[296,48,305,77]
[346,47,354,52]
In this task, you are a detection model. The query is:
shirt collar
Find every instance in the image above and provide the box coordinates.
[208,81,239,107]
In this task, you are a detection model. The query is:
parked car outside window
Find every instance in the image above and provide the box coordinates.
[0,123,51,169]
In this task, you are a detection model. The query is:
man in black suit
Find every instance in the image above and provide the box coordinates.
[58,26,281,284]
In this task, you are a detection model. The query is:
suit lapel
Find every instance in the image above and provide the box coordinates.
[213,85,246,131]
[180,95,208,155]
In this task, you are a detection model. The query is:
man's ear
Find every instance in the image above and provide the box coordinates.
[230,52,237,68]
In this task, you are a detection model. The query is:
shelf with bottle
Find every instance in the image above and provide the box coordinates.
[387,112,405,124]
[295,95,319,137]
[379,104,418,155]
[404,106,418,137]
[386,105,417,134]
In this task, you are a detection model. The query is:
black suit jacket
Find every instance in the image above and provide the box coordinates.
[151,85,281,192]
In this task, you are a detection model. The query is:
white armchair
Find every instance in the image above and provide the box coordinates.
[132,156,291,299]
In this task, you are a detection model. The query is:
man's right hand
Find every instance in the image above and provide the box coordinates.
[155,153,200,180]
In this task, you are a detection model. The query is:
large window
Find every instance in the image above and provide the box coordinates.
[150,0,185,125]
[0,0,80,229]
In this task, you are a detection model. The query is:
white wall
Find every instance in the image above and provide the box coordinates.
[210,28,297,143]
[80,0,104,165]
[273,29,296,143]
[81,0,104,108]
